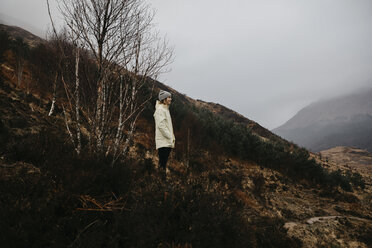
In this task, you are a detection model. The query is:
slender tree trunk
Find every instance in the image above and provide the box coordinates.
[186,128,190,168]
[75,48,81,154]
[48,73,58,116]
[95,79,104,151]
[62,104,77,152]
[16,59,24,87]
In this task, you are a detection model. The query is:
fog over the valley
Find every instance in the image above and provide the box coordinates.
[1,0,371,129]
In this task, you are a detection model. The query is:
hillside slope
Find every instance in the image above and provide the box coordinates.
[1,74,371,247]
[1,24,371,248]
[0,23,44,47]
[273,89,372,152]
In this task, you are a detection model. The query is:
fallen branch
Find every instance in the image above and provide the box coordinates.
[77,194,129,212]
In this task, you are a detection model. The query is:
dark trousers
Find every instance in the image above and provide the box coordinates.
[158,147,172,170]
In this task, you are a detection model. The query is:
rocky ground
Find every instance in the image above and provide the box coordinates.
[320,146,372,175]
[274,147,372,248]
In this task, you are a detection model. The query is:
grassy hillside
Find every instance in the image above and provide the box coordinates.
[1,25,371,247]
[0,74,302,247]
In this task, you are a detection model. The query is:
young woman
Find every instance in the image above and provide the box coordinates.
[154,90,175,179]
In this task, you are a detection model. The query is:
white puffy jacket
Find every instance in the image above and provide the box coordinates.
[154,100,175,149]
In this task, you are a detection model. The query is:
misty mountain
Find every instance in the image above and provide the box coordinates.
[273,89,372,152]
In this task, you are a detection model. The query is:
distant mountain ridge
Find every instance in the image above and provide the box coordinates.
[273,89,372,152]
[0,12,44,38]
[0,24,44,47]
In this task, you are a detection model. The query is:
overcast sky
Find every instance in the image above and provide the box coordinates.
[1,0,372,129]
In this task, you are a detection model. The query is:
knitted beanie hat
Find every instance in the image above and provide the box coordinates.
[159,90,172,101]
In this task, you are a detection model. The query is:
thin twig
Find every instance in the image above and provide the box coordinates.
[68,219,100,248]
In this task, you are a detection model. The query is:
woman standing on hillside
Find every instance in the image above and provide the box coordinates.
[154,90,175,180]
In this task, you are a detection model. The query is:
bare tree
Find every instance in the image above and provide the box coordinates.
[50,0,173,164]
[46,1,83,154]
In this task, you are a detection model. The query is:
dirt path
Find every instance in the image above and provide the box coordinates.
[284,215,372,229]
